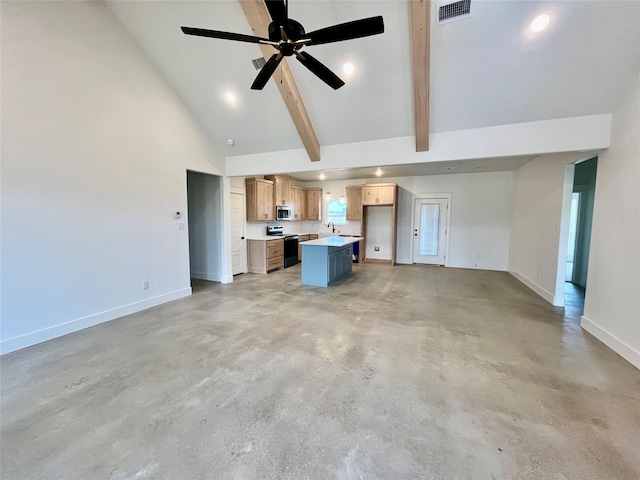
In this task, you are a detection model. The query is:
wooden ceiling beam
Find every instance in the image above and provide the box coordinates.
[239,0,321,162]
[410,0,431,151]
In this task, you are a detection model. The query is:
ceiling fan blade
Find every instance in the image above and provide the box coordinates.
[181,26,277,46]
[303,16,384,46]
[251,53,283,90]
[265,0,287,25]
[295,52,345,90]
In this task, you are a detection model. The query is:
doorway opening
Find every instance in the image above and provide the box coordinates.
[560,157,597,316]
[186,171,224,286]
[566,192,580,282]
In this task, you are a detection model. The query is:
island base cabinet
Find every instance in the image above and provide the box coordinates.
[302,244,353,287]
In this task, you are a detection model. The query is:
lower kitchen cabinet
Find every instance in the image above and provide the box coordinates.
[328,245,353,283]
[247,238,284,274]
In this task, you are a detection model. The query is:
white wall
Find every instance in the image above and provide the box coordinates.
[227,115,611,177]
[187,172,223,282]
[508,152,586,305]
[390,172,514,269]
[365,207,393,260]
[582,74,640,369]
[1,2,224,353]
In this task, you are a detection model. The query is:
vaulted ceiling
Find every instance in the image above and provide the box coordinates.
[107,1,639,165]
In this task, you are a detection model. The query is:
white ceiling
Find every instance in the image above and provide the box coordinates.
[107,0,639,167]
[287,154,538,181]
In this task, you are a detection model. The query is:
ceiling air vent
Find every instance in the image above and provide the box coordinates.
[252,57,266,70]
[437,0,471,25]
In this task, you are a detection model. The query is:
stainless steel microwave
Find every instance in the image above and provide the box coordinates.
[276,205,293,221]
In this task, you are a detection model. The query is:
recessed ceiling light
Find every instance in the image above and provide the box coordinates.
[224,91,237,104]
[342,62,355,76]
[319,173,326,180]
[530,14,550,33]
[375,168,382,177]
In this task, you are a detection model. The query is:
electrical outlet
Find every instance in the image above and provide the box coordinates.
[374,246,380,251]
[142,281,149,290]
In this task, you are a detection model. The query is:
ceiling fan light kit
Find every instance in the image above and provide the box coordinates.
[181,0,384,90]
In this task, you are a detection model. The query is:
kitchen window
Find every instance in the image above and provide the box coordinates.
[326,200,347,225]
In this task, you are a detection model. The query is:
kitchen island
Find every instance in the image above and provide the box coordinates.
[301,236,364,287]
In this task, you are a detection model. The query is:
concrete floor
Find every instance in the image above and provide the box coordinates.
[2,264,639,479]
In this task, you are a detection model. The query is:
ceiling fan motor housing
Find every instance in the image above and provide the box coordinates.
[268,19,305,43]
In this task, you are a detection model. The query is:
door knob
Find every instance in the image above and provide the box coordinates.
[241,236,245,240]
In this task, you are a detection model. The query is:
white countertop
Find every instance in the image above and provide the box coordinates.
[246,233,319,241]
[301,236,364,247]
[246,236,284,241]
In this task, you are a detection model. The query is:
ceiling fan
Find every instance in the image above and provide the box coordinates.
[181,0,384,90]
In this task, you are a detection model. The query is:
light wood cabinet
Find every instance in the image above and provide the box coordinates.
[291,186,305,220]
[346,186,363,220]
[361,183,396,206]
[247,238,284,274]
[299,187,307,220]
[377,185,396,205]
[305,188,322,221]
[264,175,291,206]
[245,178,274,222]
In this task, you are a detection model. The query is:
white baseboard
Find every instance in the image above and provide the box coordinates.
[446,261,507,272]
[0,288,192,355]
[509,270,555,305]
[581,316,640,370]
[222,274,234,284]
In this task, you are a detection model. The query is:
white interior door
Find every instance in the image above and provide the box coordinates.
[230,193,246,275]
[413,198,448,265]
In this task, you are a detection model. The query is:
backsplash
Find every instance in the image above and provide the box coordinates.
[246,221,361,237]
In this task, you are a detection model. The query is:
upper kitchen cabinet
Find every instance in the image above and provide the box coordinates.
[361,183,397,206]
[305,188,322,221]
[291,186,305,220]
[245,178,274,222]
[264,175,291,206]
[346,186,363,220]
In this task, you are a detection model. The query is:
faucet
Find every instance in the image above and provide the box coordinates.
[327,222,336,233]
